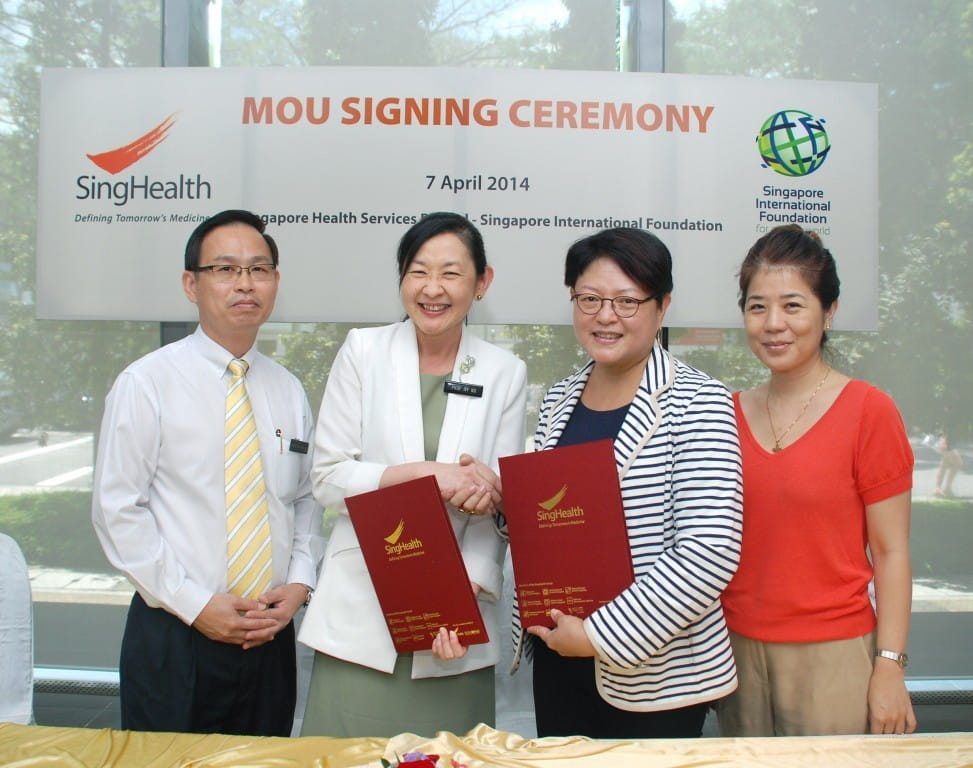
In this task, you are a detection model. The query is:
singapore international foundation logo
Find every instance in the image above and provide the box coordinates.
[756,109,831,177]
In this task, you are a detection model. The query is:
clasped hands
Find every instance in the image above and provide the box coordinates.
[436,453,503,517]
[192,582,308,650]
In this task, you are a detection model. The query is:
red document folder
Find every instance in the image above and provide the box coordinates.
[346,475,489,653]
[499,439,635,628]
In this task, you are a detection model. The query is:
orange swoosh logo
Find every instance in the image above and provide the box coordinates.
[86,113,177,174]
[538,484,568,511]
[384,519,406,545]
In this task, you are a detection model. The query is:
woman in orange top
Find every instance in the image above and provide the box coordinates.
[718,225,916,736]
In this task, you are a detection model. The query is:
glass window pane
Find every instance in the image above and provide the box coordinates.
[666,0,973,716]
[218,0,620,69]
[0,0,162,693]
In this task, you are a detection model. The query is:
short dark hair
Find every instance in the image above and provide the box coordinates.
[396,212,487,284]
[564,228,673,301]
[184,209,279,271]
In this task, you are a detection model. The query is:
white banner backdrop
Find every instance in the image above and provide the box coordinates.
[38,67,877,328]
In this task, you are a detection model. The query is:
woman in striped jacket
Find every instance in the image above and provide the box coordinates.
[513,227,743,739]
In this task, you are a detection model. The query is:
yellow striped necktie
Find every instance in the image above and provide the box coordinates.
[225,358,272,599]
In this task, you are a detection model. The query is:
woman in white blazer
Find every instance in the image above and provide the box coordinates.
[513,228,742,739]
[299,213,527,738]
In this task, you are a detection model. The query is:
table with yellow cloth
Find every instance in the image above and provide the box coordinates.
[1,722,971,767]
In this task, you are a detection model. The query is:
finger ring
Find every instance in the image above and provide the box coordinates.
[458,507,468,514]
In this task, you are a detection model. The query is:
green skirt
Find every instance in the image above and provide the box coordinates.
[300,651,495,739]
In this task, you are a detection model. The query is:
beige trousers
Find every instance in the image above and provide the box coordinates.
[717,630,876,736]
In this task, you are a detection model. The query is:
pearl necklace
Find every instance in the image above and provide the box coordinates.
[766,367,831,453]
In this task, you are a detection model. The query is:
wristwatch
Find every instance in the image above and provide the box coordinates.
[301,584,314,606]
[876,649,909,669]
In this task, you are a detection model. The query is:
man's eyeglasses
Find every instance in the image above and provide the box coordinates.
[571,292,657,318]
[193,264,277,283]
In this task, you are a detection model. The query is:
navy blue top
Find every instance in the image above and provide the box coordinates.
[558,399,630,447]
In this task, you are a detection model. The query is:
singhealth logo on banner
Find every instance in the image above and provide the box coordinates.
[86,114,176,174]
[756,109,831,177]
[75,112,213,212]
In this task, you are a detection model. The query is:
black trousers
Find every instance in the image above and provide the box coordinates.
[531,638,709,739]
[119,593,296,736]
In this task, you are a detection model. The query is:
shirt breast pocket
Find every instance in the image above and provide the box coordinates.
[275,450,303,505]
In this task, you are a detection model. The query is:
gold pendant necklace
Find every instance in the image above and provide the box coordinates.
[766,367,831,453]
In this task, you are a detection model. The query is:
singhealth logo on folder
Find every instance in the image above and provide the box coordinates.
[536,484,585,527]
[383,519,424,558]
[384,519,406,544]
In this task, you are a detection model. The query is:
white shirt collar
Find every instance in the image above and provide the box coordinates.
[189,325,258,377]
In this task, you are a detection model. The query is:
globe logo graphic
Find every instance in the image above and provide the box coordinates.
[756,109,831,177]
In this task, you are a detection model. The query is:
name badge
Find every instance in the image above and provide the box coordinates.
[444,380,483,398]
[289,439,309,454]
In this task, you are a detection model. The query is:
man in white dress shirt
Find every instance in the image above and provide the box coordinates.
[92,210,321,735]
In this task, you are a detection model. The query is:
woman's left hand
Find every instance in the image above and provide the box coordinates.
[429,582,481,662]
[867,661,917,734]
[431,627,469,661]
[526,608,596,657]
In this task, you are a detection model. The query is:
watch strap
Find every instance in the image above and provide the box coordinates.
[876,649,908,668]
